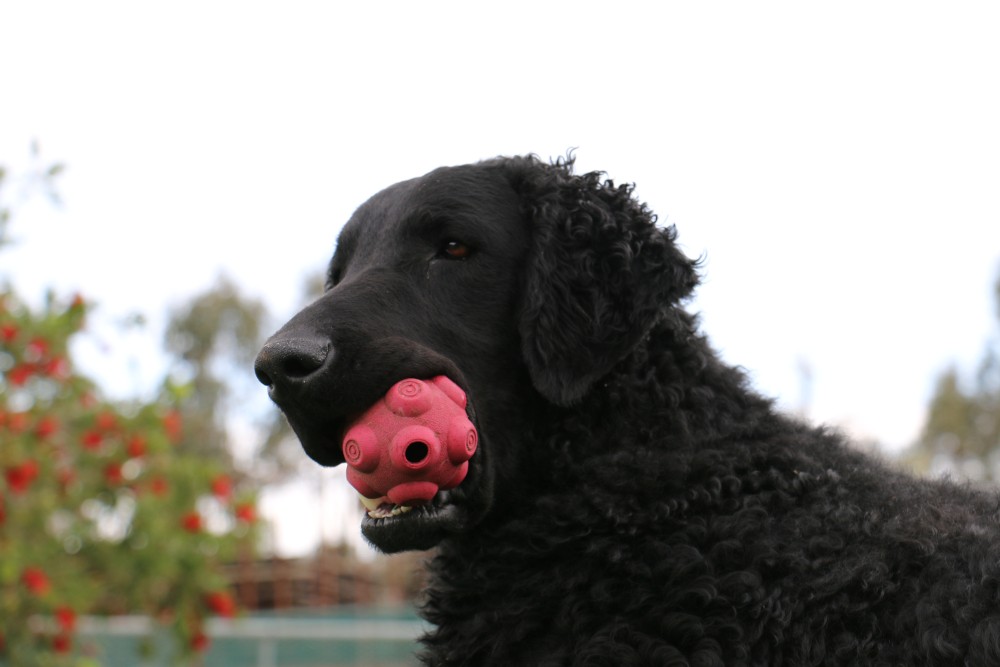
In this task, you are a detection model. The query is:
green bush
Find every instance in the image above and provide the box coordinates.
[1,290,257,666]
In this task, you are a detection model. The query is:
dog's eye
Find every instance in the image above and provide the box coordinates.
[439,241,472,260]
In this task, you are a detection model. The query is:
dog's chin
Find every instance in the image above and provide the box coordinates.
[359,447,492,552]
[299,430,347,467]
[289,419,492,552]
[361,495,468,552]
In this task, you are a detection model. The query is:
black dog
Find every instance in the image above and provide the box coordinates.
[255,155,1000,666]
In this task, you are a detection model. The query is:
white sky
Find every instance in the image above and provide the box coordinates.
[2,1,999,555]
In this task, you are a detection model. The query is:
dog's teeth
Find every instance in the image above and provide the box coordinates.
[359,494,386,511]
[365,503,414,519]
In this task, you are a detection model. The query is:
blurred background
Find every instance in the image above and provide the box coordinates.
[2,1,999,665]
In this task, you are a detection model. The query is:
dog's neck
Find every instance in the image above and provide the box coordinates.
[556,311,777,450]
[419,313,794,663]
[454,310,783,532]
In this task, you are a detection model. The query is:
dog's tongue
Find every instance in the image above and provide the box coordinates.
[341,376,477,510]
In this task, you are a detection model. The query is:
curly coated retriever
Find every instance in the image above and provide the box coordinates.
[254,155,1000,666]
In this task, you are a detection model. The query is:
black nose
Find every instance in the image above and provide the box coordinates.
[254,336,332,390]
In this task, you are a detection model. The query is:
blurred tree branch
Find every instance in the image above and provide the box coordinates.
[903,267,1000,481]
[0,141,64,250]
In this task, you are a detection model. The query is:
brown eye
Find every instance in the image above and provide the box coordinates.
[441,241,472,260]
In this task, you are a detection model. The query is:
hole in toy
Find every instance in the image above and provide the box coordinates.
[405,441,429,464]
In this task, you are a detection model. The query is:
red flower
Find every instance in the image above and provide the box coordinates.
[0,323,18,342]
[21,567,50,595]
[6,412,28,433]
[52,633,72,654]
[81,429,103,451]
[7,363,34,386]
[43,356,70,379]
[190,630,210,652]
[162,410,183,441]
[104,462,124,485]
[55,606,77,632]
[235,502,256,523]
[25,337,49,360]
[182,512,202,533]
[211,474,232,500]
[35,415,59,439]
[150,476,170,496]
[95,411,117,431]
[6,460,39,494]
[205,590,237,618]
[126,434,147,458]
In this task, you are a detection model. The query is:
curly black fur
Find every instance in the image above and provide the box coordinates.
[257,155,1000,666]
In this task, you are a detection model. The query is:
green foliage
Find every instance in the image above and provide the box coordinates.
[0,290,258,665]
[163,275,268,470]
[162,275,312,485]
[904,270,1000,480]
[0,156,258,665]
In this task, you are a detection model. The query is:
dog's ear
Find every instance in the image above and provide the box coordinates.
[503,156,699,406]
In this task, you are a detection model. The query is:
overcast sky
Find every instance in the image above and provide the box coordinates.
[3,2,999,554]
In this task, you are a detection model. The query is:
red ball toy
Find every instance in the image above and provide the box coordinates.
[342,376,477,507]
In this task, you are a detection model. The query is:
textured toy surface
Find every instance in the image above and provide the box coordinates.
[342,376,478,507]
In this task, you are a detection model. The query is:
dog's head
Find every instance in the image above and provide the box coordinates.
[254,155,698,552]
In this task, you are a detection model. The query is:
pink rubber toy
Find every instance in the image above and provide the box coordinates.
[342,376,478,507]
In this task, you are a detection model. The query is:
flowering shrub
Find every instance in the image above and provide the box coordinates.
[0,291,257,665]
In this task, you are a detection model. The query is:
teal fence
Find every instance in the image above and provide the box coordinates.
[77,607,426,667]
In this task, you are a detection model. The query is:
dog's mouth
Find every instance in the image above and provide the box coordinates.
[335,374,487,553]
[357,464,482,553]
[289,414,486,552]
[359,489,464,553]
[360,494,417,519]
